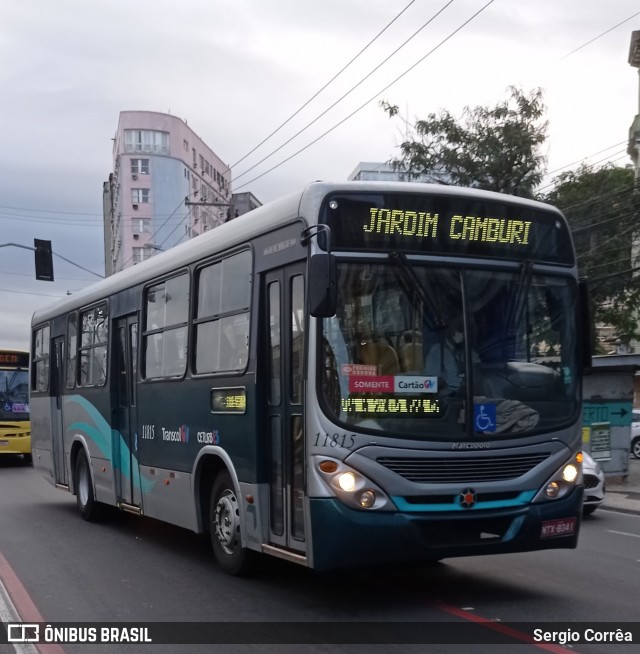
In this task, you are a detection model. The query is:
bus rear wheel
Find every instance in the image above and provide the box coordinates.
[209,472,254,575]
[75,449,102,521]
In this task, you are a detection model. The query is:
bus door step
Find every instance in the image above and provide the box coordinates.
[262,544,308,566]
[118,502,142,515]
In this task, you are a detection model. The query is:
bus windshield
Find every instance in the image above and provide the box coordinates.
[0,368,30,420]
[320,261,579,439]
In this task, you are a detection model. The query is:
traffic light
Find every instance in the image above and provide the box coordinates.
[34,239,54,281]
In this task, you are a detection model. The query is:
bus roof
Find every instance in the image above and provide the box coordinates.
[31,181,565,326]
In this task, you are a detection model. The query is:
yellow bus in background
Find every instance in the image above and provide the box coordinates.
[0,349,31,464]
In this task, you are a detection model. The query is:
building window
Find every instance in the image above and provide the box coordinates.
[183,139,189,152]
[124,129,169,155]
[132,188,150,204]
[133,218,151,233]
[143,274,189,378]
[32,324,50,392]
[79,304,108,387]
[132,247,152,264]
[194,251,251,373]
[131,158,150,175]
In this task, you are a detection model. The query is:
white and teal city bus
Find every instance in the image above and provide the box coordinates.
[31,181,590,574]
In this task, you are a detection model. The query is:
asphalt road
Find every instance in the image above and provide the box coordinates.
[0,456,639,654]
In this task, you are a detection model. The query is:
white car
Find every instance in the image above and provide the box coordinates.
[582,451,605,515]
[631,410,640,459]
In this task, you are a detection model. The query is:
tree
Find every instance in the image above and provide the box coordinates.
[544,164,640,353]
[381,86,548,198]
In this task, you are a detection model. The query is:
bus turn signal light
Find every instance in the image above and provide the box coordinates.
[319,460,338,473]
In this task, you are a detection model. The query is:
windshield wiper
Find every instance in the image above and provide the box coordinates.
[504,261,533,337]
[389,251,442,330]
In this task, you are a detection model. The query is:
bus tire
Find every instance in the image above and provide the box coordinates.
[209,472,254,575]
[23,453,33,466]
[75,449,102,521]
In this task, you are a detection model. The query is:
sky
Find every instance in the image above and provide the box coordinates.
[1,0,639,350]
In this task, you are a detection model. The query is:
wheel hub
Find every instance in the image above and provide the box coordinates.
[214,490,239,555]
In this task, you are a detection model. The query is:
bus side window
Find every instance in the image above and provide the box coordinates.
[194,250,251,374]
[143,274,189,379]
[78,304,108,387]
[32,325,50,392]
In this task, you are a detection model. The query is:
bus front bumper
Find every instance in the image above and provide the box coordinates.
[309,488,582,571]
[0,427,31,455]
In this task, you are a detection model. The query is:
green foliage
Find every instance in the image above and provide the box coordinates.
[381,86,548,198]
[544,164,640,353]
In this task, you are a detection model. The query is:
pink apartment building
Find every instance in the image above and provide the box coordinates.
[103,111,233,275]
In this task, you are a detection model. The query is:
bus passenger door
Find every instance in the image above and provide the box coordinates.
[263,263,306,553]
[51,337,67,485]
[114,315,141,507]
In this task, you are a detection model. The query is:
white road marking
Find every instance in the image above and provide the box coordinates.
[607,529,640,538]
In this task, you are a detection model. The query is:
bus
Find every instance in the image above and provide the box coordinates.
[0,349,31,464]
[30,181,590,574]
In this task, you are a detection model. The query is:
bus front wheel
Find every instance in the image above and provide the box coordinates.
[209,472,254,575]
[75,450,101,521]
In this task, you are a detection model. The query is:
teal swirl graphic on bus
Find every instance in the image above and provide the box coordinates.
[65,395,155,493]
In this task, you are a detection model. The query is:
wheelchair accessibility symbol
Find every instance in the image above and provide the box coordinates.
[474,403,496,432]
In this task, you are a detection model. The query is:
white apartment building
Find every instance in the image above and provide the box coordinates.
[348,161,447,184]
[103,111,232,275]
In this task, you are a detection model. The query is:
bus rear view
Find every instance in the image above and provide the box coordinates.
[0,350,31,465]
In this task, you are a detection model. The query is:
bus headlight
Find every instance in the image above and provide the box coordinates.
[359,490,376,508]
[337,472,356,492]
[562,464,578,483]
[315,457,395,511]
[533,454,583,503]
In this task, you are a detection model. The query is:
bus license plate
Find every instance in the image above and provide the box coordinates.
[540,517,576,538]
[0,440,8,446]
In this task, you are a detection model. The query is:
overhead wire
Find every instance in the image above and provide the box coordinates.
[232,0,456,183]
[545,141,627,177]
[155,207,196,252]
[562,9,640,59]
[227,0,419,172]
[537,147,630,194]
[234,0,496,192]
[0,287,72,298]
[119,195,192,269]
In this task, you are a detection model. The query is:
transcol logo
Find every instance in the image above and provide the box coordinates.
[161,425,190,444]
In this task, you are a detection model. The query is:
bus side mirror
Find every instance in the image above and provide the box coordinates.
[308,253,337,317]
[578,279,592,371]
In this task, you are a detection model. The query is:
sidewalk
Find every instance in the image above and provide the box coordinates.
[601,457,640,515]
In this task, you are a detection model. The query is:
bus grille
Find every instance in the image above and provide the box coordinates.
[377,453,550,483]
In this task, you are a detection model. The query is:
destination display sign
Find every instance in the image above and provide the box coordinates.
[0,351,29,367]
[320,192,574,265]
[342,396,441,417]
